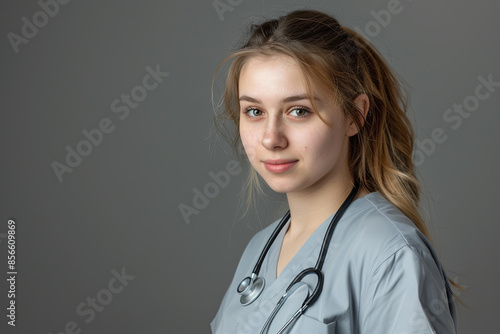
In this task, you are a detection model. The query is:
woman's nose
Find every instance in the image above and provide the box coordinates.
[262,117,288,150]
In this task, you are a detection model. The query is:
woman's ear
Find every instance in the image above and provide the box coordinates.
[346,94,369,137]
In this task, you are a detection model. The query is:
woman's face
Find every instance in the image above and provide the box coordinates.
[238,54,356,195]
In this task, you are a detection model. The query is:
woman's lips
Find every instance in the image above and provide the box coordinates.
[263,160,298,173]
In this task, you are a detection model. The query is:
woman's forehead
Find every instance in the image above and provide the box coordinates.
[240,53,299,72]
[238,54,338,107]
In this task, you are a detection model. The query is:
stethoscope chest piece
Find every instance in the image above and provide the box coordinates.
[238,274,266,305]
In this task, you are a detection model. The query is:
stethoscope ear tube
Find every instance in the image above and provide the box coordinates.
[259,282,309,334]
[253,211,291,275]
[315,179,360,271]
[262,269,324,334]
[286,267,324,309]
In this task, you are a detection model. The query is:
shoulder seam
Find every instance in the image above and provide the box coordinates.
[364,195,411,245]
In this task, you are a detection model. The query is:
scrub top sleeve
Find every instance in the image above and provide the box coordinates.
[358,245,457,334]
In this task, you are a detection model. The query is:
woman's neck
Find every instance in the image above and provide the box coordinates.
[284,177,369,239]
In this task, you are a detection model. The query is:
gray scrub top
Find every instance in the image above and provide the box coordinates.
[211,192,458,334]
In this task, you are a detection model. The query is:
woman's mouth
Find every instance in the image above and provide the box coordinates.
[263,159,298,173]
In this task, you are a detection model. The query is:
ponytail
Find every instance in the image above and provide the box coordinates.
[342,26,431,241]
[345,25,462,293]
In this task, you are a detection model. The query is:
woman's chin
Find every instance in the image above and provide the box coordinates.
[261,179,299,194]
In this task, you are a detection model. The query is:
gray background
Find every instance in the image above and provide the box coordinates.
[0,0,498,333]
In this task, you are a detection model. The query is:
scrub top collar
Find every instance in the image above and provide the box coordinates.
[254,192,377,309]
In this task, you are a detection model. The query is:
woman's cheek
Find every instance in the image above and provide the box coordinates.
[240,132,259,163]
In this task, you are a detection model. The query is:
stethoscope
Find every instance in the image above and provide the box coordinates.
[237,179,360,334]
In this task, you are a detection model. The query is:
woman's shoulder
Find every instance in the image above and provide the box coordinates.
[234,216,285,267]
[350,193,457,333]
[243,215,285,253]
[339,191,440,274]
[347,191,431,244]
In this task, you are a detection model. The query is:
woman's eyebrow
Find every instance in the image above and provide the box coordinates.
[239,94,321,103]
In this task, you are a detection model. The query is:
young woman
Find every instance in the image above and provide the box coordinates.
[210,9,458,334]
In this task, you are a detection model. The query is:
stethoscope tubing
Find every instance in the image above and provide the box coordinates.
[240,180,361,333]
[251,210,291,276]
[250,179,359,279]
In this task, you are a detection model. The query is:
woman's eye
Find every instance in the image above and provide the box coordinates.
[243,107,310,118]
[289,107,310,118]
[244,108,263,117]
